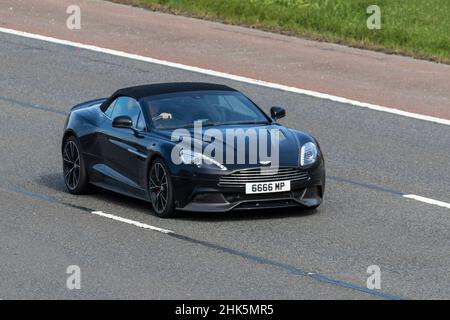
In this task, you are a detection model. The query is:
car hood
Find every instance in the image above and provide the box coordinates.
[153,124,316,170]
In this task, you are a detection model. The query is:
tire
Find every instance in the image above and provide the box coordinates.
[62,136,95,194]
[148,158,175,218]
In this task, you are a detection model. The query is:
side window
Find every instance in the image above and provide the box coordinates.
[111,96,141,128]
[104,99,117,118]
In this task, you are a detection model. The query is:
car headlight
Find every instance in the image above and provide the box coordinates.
[300,142,318,166]
[180,149,227,171]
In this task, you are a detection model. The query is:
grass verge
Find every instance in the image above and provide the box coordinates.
[109,0,450,64]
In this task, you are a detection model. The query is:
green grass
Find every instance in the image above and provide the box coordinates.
[110,0,450,63]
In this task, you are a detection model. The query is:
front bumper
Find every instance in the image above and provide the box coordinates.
[172,162,325,213]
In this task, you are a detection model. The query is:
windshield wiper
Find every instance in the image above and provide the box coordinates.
[226,121,270,125]
[173,120,269,129]
[175,122,217,129]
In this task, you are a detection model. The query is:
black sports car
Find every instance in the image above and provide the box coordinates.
[62,83,325,217]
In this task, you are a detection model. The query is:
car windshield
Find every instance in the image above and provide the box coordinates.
[139,90,270,130]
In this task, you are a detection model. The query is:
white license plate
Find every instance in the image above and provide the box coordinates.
[245,180,291,194]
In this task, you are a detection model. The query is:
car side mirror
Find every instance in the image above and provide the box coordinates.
[270,106,286,121]
[113,115,133,129]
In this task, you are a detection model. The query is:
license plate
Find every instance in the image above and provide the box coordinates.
[245,180,291,194]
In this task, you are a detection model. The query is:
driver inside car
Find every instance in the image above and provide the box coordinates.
[149,102,173,122]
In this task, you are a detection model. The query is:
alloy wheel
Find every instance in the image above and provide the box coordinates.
[63,140,81,190]
[149,162,169,214]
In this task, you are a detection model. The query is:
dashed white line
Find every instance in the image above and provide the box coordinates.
[403,195,450,210]
[0,27,449,126]
[91,211,173,234]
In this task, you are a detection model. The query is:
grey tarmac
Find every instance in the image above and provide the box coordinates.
[0,33,449,299]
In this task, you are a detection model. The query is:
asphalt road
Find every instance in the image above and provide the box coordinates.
[0,32,449,299]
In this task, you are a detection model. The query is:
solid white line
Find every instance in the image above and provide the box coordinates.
[91,211,174,234]
[403,195,450,209]
[1,27,449,126]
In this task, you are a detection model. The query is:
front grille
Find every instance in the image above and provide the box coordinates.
[218,167,309,188]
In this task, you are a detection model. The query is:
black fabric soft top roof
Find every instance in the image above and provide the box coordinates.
[112,82,237,100]
[99,82,238,111]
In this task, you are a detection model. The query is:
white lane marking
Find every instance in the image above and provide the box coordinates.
[403,195,450,209]
[91,211,173,234]
[1,27,449,126]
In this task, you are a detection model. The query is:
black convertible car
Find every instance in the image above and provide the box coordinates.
[62,83,325,217]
